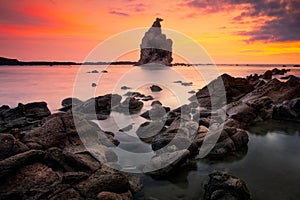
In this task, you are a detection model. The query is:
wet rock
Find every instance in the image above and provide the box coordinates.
[101,70,108,73]
[115,97,144,114]
[60,97,83,111]
[0,162,62,200]
[0,102,51,132]
[97,192,123,200]
[22,112,118,150]
[76,170,130,198]
[181,82,193,86]
[150,85,163,92]
[151,100,162,106]
[45,147,101,173]
[204,171,251,200]
[137,121,165,143]
[121,86,132,90]
[141,95,154,101]
[74,94,122,115]
[226,102,257,127]
[62,171,89,184]
[271,68,290,75]
[0,133,29,161]
[0,150,45,178]
[143,149,190,177]
[49,188,82,200]
[262,70,272,79]
[280,75,300,82]
[137,18,173,66]
[140,104,167,120]
[190,74,253,108]
[273,98,300,121]
[195,126,249,157]
[92,83,97,87]
[91,70,99,73]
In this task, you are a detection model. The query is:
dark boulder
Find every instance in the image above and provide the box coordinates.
[273,98,300,121]
[190,74,253,108]
[204,171,251,200]
[150,85,163,92]
[262,70,272,79]
[0,133,29,161]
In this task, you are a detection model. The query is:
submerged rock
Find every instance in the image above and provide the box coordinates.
[136,18,173,66]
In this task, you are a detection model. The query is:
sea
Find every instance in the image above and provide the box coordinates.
[0,64,300,200]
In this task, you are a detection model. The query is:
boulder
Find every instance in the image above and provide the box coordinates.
[140,104,167,120]
[204,171,251,200]
[0,102,51,132]
[262,70,272,79]
[76,169,130,198]
[150,85,163,92]
[115,97,143,114]
[273,98,300,121]
[143,149,190,177]
[0,150,45,178]
[0,163,62,199]
[190,74,253,108]
[22,112,119,150]
[137,121,165,143]
[0,133,29,160]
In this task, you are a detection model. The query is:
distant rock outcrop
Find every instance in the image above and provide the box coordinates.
[137,18,173,66]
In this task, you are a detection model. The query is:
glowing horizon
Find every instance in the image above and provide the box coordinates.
[0,0,299,64]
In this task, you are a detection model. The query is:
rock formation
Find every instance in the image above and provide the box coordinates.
[136,18,173,66]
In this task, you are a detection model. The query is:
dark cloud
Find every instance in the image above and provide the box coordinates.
[185,0,300,42]
[109,10,130,17]
[132,3,147,12]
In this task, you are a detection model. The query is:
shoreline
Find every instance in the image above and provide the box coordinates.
[1,57,299,67]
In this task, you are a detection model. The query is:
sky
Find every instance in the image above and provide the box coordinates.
[0,0,299,64]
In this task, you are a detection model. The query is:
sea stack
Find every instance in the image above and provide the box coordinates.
[137,18,173,66]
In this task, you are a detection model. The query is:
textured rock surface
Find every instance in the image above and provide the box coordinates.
[137,18,173,66]
[204,171,251,200]
[0,111,142,199]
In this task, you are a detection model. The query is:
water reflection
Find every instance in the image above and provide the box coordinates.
[134,121,300,200]
[247,119,300,136]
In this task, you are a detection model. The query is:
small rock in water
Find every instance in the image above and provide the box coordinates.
[181,82,193,86]
[188,90,196,94]
[173,80,182,83]
[121,86,131,90]
[91,70,99,73]
[92,83,97,87]
[150,85,162,92]
[151,100,162,106]
[101,70,108,73]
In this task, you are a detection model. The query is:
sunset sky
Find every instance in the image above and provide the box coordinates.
[0,0,299,64]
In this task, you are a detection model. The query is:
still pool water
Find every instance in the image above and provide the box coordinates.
[133,120,300,200]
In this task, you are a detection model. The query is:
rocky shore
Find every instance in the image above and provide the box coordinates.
[0,68,299,199]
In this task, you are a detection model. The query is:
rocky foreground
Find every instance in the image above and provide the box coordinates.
[0,68,299,200]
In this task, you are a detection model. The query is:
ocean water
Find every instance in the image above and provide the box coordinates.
[1,64,300,199]
[1,64,299,110]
